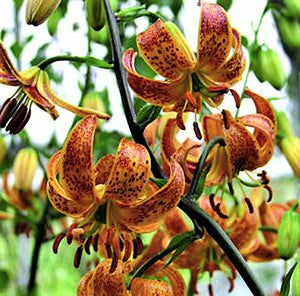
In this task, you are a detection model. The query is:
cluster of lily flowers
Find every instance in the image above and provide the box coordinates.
[1,1,299,295]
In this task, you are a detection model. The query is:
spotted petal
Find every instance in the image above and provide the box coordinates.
[91,260,127,296]
[111,159,185,232]
[131,278,172,296]
[104,138,151,205]
[0,40,21,85]
[59,116,97,203]
[137,19,197,80]
[207,29,246,84]
[197,1,233,73]
[47,152,94,217]
[123,49,188,107]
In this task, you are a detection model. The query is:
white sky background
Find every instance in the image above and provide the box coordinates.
[0,1,296,295]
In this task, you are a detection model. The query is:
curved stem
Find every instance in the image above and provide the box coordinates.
[38,55,112,71]
[27,199,51,294]
[103,1,266,295]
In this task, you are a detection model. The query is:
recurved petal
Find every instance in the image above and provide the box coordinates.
[207,29,246,84]
[0,40,21,85]
[238,114,275,167]
[59,116,97,203]
[131,278,172,296]
[112,159,185,233]
[37,71,110,120]
[77,271,94,296]
[104,138,151,205]
[91,259,127,296]
[123,49,188,106]
[137,19,196,80]
[197,1,233,73]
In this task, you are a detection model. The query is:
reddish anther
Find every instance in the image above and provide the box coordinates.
[52,232,66,254]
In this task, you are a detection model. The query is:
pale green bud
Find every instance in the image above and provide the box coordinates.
[13,148,38,191]
[85,0,106,31]
[0,137,6,165]
[26,0,62,26]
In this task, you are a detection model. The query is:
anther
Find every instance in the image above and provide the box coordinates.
[222,109,230,129]
[228,182,234,195]
[215,202,228,219]
[0,98,17,128]
[84,236,93,255]
[244,197,254,214]
[74,245,83,268]
[109,252,118,273]
[5,104,28,133]
[10,107,31,134]
[230,89,241,109]
[264,185,273,202]
[122,238,132,262]
[105,243,112,258]
[193,121,202,140]
[176,112,186,130]
[92,233,99,252]
[209,193,217,211]
[52,232,66,254]
[119,235,124,252]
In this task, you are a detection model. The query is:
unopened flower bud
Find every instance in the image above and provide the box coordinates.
[82,92,106,127]
[26,0,62,26]
[0,136,6,165]
[252,47,286,90]
[13,147,38,191]
[85,0,106,31]
[276,15,300,50]
[116,5,146,22]
[278,136,300,179]
[277,209,300,260]
[283,0,300,19]
[276,111,294,137]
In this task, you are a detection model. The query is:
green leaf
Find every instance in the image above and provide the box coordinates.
[280,262,297,296]
[136,104,162,130]
[149,177,168,188]
[217,0,232,11]
[133,97,147,114]
[166,231,194,250]
[192,163,211,200]
[10,41,23,60]
[85,57,112,69]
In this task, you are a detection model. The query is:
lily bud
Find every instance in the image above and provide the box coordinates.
[82,92,106,127]
[292,260,300,296]
[276,111,294,137]
[26,0,62,26]
[277,209,300,260]
[278,136,300,179]
[13,147,38,191]
[283,0,300,19]
[85,0,106,31]
[276,15,300,50]
[252,47,286,90]
[0,136,6,165]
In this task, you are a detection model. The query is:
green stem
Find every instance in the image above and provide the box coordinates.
[38,55,112,71]
[103,1,266,295]
[27,199,51,294]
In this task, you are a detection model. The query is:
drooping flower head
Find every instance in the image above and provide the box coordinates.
[47,115,185,268]
[123,0,245,128]
[0,40,109,134]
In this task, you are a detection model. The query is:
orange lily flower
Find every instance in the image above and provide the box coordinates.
[202,88,277,186]
[0,40,109,134]
[77,259,186,296]
[123,1,245,125]
[47,115,185,265]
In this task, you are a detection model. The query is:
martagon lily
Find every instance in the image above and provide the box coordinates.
[47,115,185,267]
[123,0,245,127]
[0,40,109,134]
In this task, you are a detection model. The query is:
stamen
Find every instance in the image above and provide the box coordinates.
[92,233,99,252]
[132,237,143,259]
[10,107,31,134]
[122,237,132,262]
[228,182,234,195]
[84,236,93,255]
[244,197,254,214]
[74,245,83,268]
[105,243,112,258]
[222,110,230,129]
[119,234,124,252]
[264,185,273,202]
[66,224,77,245]
[0,98,17,128]
[176,112,185,130]
[208,283,214,296]
[228,277,234,293]
[186,92,198,109]
[52,232,66,254]
[109,252,118,273]
[215,202,228,219]
[5,104,28,133]
[257,170,270,185]
[209,193,217,211]
[230,89,241,109]
[193,121,202,140]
